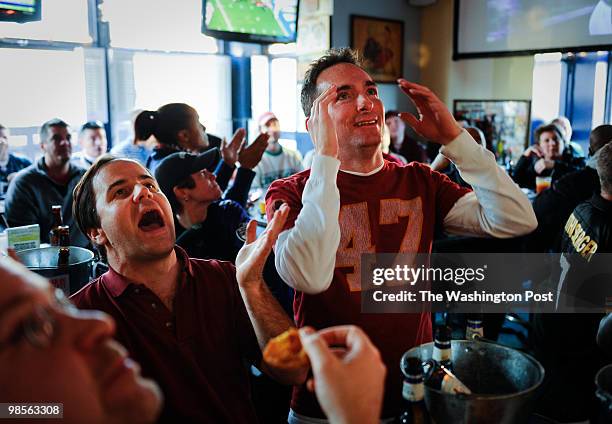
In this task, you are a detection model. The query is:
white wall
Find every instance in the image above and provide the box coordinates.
[331,0,422,112]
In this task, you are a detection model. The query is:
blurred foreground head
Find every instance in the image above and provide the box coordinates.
[0,257,162,423]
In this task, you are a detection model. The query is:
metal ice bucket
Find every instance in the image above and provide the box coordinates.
[402,340,545,424]
[17,246,94,295]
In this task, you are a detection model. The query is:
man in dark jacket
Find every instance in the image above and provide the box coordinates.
[532,142,612,422]
[155,149,249,262]
[529,124,612,251]
[5,118,88,247]
[0,124,31,197]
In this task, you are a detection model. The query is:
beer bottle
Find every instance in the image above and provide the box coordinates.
[49,205,63,246]
[466,313,484,340]
[425,325,472,395]
[424,360,472,395]
[431,325,452,370]
[397,357,430,424]
[57,226,70,268]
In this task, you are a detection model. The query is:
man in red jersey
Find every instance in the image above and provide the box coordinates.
[266,48,538,423]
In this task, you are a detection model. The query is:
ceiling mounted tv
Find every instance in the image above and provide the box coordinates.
[454,0,612,59]
[202,0,299,44]
[0,0,40,23]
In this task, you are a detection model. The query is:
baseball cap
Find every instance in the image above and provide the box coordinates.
[80,120,104,131]
[154,148,220,209]
[258,111,278,127]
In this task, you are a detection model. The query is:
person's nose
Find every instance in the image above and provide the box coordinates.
[62,308,116,352]
[357,93,373,112]
[132,183,154,203]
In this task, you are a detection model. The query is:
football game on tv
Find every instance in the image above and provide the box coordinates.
[203,0,299,44]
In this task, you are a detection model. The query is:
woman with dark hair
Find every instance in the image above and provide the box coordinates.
[137,103,211,171]
[512,123,585,191]
[137,103,268,208]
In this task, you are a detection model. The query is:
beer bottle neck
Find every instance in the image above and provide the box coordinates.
[402,379,425,403]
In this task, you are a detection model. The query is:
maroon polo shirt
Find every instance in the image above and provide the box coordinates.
[71,247,260,423]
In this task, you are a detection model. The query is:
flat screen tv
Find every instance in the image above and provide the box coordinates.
[0,0,40,23]
[454,0,612,59]
[202,0,299,44]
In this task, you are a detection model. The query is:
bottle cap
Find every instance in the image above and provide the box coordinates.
[402,356,424,380]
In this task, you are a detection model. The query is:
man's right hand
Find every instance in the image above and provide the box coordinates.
[299,325,386,424]
[307,85,339,158]
[238,132,269,169]
[523,144,543,158]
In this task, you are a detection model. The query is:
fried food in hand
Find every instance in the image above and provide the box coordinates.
[263,328,309,369]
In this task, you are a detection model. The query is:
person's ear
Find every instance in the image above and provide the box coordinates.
[173,186,189,203]
[88,227,108,247]
[305,117,310,131]
[177,129,190,146]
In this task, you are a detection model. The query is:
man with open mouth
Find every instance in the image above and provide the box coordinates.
[69,156,307,422]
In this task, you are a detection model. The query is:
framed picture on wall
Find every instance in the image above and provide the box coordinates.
[453,99,532,165]
[350,15,404,83]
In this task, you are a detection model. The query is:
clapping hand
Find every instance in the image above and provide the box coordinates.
[238,132,269,169]
[221,128,247,167]
[235,203,289,287]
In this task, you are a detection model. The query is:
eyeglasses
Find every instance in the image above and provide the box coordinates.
[9,288,76,349]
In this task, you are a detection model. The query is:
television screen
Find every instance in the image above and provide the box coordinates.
[202,0,299,44]
[0,0,40,23]
[455,0,612,59]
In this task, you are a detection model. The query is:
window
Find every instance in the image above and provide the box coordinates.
[107,50,231,144]
[0,47,94,160]
[531,53,562,125]
[250,54,270,133]
[101,0,218,53]
[592,53,608,129]
[270,57,298,132]
[0,0,91,44]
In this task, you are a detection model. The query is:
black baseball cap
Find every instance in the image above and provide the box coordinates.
[80,120,104,131]
[154,148,220,210]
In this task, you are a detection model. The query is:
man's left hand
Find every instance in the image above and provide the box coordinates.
[396,79,462,145]
[236,203,289,287]
[221,128,246,167]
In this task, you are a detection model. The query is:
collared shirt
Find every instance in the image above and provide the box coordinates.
[71,247,261,423]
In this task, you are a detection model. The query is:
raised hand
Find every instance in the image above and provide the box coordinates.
[221,128,247,167]
[523,144,543,158]
[236,203,289,287]
[238,132,269,169]
[307,85,339,158]
[299,325,386,424]
[396,79,462,145]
